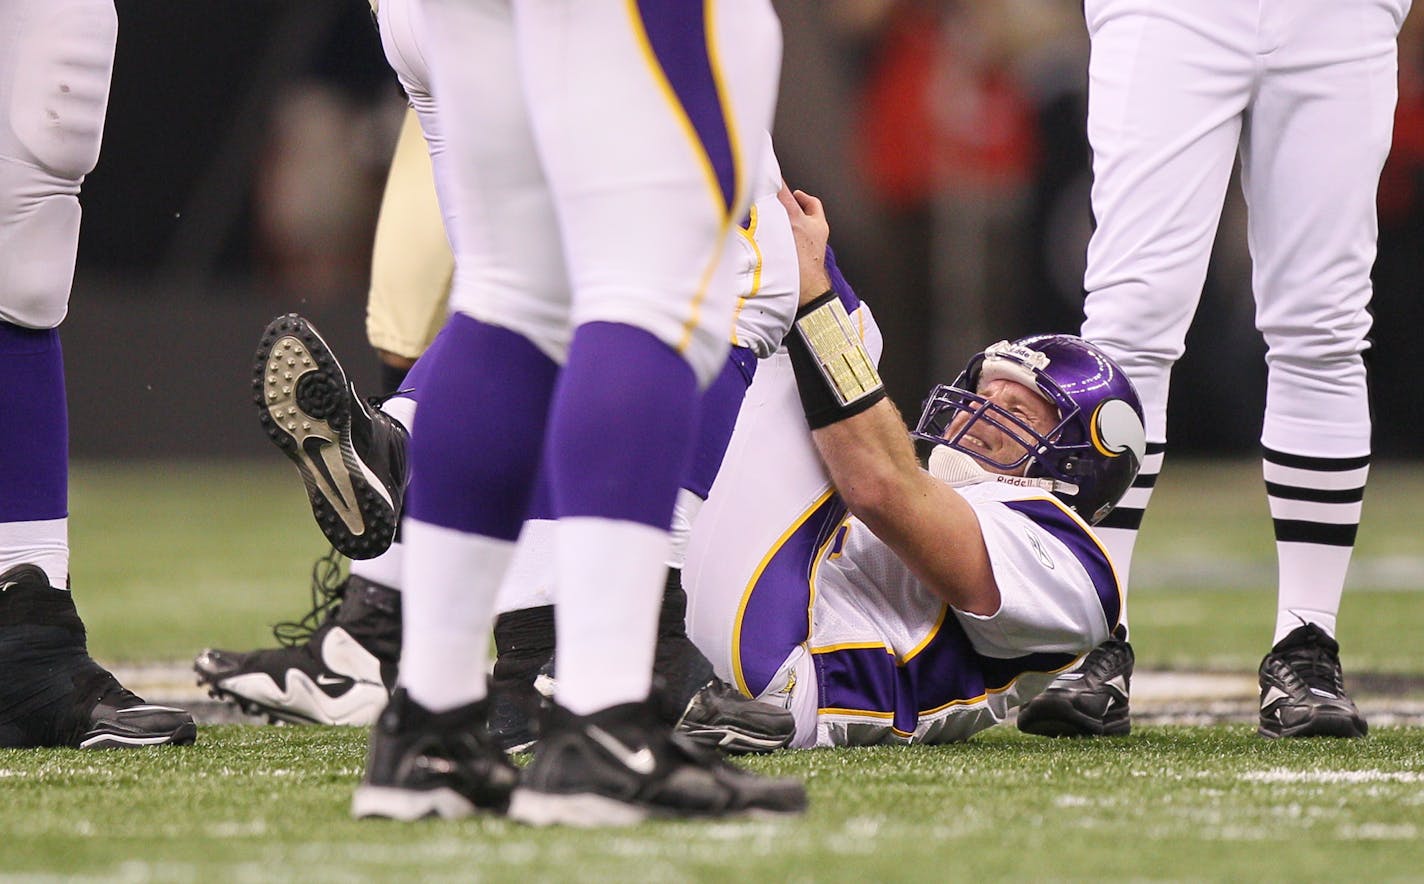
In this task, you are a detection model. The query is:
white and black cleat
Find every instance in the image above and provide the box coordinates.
[351,689,518,821]
[1258,624,1367,739]
[195,565,400,727]
[509,700,806,827]
[78,689,197,749]
[1016,638,1134,738]
[195,631,389,727]
[0,563,197,749]
[675,678,795,755]
[254,314,409,560]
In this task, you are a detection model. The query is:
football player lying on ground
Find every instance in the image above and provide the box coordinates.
[197,133,805,755]
[203,177,1147,752]
[677,188,1148,747]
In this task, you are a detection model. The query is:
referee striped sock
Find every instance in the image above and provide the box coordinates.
[1091,442,1166,638]
[1263,446,1369,646]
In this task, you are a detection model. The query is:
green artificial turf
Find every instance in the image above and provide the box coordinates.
[10,459,1420,881]
[2,726,1421,881]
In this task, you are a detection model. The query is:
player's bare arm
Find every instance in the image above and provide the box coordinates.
[777,187,1000,616]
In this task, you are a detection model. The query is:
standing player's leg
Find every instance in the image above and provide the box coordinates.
[1020,0,1254,737]
[0,0,194,748]
[350,0,557,821]
[504,1,803,826]
[1240,0,1406,739]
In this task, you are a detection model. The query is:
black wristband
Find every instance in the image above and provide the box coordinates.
[785,291,886,429]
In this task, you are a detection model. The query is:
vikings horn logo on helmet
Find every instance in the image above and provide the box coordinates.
[1090,399,1146,462]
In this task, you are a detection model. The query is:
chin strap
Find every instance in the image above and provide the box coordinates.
[927,445,1077,497]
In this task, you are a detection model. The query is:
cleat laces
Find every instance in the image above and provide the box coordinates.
[272,548,347,648]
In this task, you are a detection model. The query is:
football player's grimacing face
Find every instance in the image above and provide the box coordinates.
[945,378,1059,476]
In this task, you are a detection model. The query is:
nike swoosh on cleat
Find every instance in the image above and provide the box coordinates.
[587,726,657,775]
[302,436,350,508]
[315,674,351,687]
[1261,686,1291,708]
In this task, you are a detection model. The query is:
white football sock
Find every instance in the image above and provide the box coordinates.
[0,518,69,589]
[397,519,511,711]
[1265,451,1368,645]
[1089,445,1164,635]
[553,517,667,715]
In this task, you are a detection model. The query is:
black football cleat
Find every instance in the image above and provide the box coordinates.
[508,700,806,827]
[675,678,795,755]
[351,688,519,821]
[195,552,398,726]
[1258,624,1367,739]
[1016,638,1134,738]
[254,313,409,560]
[0,564,196,749]
[74,672,198,749]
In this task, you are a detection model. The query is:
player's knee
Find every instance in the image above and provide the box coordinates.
[679,326,736,389]
[0,199,80,329]
[0,276,72,330]
[0,288,69,330]
[1263,316,1372,373]
[7,0,117,180]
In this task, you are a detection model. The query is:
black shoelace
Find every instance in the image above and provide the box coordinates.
[272,548,347,647]
[1081,641,1130,682]
[1277,638,1344,695]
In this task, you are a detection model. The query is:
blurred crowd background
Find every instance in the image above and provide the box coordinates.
[72,0,1424,457]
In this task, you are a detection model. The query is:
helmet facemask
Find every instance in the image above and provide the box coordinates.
[913,337,1146,524]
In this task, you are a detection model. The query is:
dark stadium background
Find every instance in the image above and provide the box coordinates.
[71,1,1424,458]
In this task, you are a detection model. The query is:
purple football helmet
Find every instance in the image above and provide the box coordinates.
[912,334,1146,524]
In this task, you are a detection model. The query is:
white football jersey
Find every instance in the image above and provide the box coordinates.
[803,480,1118,746]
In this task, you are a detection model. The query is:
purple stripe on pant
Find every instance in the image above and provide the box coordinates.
[734,493,848,696]
[633,0,736,214]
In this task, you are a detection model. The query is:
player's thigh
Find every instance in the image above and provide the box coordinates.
[683,350,829,690]
[1081,0,1249,359]
[367,107,452,360]
[420,0,572,360]
[1243,1,1404,368]
[512,0,781,384]
[0,0,115,328]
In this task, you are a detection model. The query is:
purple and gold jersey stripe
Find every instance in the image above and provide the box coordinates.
[1002,498,1122,631]
[629,0,740,217]
[732,492,847,697]
[813,627,1077,736]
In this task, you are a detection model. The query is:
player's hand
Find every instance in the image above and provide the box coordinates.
[777,184,833,306]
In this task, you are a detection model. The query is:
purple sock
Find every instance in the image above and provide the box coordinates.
[684,346,756,499]
[0,323,67,522]
[547,322,700,528]
[403,314,557,540]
